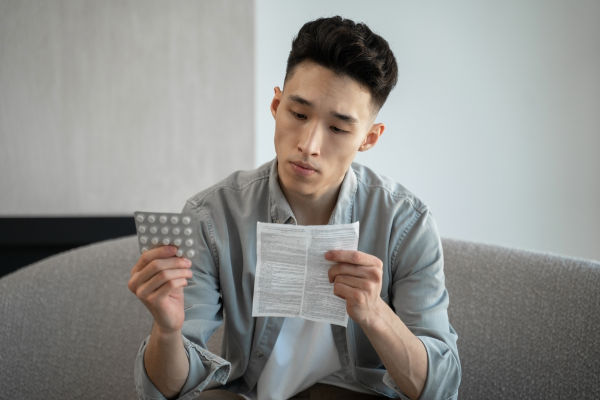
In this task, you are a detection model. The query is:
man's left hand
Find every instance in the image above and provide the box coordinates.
[326,250,384,327]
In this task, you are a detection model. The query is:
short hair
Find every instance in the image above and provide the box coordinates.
[285,16,398,110]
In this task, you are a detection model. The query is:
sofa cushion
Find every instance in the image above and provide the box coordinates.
[444,239,600,399]
[0,236,149,399]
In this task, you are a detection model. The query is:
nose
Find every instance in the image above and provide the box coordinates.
[297,122,321,156]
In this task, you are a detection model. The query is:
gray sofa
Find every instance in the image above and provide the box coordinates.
[1,236,598,399]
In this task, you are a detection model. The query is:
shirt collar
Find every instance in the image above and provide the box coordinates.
[268,159,357,225]
[268,160,296,224]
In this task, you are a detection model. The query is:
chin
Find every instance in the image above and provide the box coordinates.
[282,178,318,197]
[288,181,317,195]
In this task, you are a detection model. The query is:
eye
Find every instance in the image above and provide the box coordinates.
[291,111,307,120]
[330,126,349,134]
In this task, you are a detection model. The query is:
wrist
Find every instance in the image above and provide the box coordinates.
[152,322,182,342]
[362,297,390,332]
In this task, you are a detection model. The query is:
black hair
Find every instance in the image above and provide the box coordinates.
[285,16,398,110]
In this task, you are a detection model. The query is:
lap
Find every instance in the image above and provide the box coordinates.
[198,383,385,399]
[290,383,385,399]
[197,389,245,399]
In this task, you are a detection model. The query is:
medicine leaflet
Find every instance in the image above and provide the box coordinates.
[252,221,359,327]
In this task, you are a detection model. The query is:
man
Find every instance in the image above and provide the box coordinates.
[129,16,460,400]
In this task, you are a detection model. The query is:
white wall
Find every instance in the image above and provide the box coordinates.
[0,0,254,216]
[1,1,597,261]
[256,0,600,261]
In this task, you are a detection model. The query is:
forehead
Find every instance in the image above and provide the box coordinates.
[283,61,375,118]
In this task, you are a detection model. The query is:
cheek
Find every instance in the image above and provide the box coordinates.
[274,117,299,145]
[327,136,361,159]
[273,128,282,153]
[273,123,291,154]
[322,140,361,174]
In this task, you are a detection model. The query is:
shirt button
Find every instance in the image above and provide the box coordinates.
[256,351,264,359]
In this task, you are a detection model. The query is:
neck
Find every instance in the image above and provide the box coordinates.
[282,185,341,226]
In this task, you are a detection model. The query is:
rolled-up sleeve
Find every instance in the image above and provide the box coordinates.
[385,209,461,399]
[134,335,230,400]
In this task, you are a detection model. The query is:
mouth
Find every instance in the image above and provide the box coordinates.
[289,160,318,176]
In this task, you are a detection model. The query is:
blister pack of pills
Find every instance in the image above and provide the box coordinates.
[133,211,196,258]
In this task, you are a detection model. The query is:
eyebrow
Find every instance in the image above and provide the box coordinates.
[289,94,359,124]
[289,95,312,106]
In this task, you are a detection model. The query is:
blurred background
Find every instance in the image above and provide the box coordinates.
[1,0,598,275]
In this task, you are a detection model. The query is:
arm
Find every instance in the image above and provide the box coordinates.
[327,250,427,399]
[144,324,189,399]
[128,245,192,398]
[130,206,232,399]
[327,210,460,399]
[362,298,428,399]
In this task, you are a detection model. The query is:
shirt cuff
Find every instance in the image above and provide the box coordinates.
[134,335,231,400]
[133,337,170,400]
[382,372,411,400]
[381,336,460,400]
[387,336,459,400]
[178,335,231,398]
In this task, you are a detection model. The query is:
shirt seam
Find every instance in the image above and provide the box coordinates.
[390,208,424,272]
[187,205,221,274]
[352,165,426,212]
[184,168,271,270]
[187,169,271,208]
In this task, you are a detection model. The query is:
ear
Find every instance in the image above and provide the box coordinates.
[359,123,385,152]
[270,86,283,119]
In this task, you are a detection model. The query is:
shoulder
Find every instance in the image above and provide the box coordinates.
[351,162,428,216]
[185,160,272,212]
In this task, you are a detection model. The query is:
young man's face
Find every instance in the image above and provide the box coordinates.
[271,61,384,203]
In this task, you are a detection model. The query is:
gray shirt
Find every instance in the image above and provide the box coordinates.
[135,160,461,399]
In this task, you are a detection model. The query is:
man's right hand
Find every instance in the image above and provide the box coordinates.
[128,246,193,397]
[128,245,193,333]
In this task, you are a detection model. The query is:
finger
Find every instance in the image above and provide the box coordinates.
[146,277,189,303]
[328,263,373,282]
[332,280,363,301]
[136,267,194,300]
[131,245,178,275]
[135,256,191,287]
[129,256,191,294]
[325,250,381,267]
[333,275,372,291]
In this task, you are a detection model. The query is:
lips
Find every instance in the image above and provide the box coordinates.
[289,160,318,176]
[292,161,316,170]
